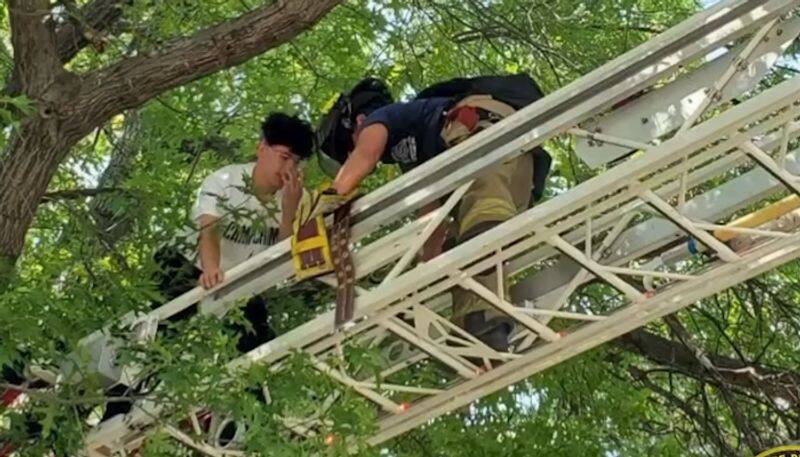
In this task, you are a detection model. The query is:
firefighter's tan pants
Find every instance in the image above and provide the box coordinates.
[441,96,534,326]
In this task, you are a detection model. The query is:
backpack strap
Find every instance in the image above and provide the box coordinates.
[441,95,516,146]
[453,94,516,117]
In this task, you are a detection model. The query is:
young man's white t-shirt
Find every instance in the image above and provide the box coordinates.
[180,162,298,272]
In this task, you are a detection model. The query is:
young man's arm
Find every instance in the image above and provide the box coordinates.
[278,201,297,241]
[197,214,224,289]
[331,123,388,195]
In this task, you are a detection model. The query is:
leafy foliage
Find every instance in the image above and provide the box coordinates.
[5,1,800,456]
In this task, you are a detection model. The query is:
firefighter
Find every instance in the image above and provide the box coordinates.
[313,75,551,352]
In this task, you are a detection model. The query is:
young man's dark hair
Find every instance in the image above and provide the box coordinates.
[261,112,314,160]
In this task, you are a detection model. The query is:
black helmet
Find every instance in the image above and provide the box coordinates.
[316,78,393,177]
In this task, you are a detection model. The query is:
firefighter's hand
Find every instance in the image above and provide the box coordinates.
[281,167,303,217]
[295,184,356,227]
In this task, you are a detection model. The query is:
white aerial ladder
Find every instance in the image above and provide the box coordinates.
[25,0,798,454]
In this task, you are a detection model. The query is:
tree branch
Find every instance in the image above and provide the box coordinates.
[629,365,736,455]
[74,0,343,124]
[54,0,129,64]
[582,24,666,35]
[617,328,800,405]
[40,187,122,203]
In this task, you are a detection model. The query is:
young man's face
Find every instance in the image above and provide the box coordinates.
[256,140,300,188]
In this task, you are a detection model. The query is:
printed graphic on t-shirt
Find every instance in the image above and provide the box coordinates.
[180,162,294,271]
[221,221,279,246]
[390,136,418,164]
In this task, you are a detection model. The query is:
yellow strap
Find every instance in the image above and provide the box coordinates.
[292,237,329,253]
[291,215,334,279]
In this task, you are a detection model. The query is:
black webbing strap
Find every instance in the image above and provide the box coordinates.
[330,201,355,328]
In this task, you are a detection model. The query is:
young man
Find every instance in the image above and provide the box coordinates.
[0,114,315,449]
[98,112,313,422]
[157,111,313,352]
[316,76,549,352]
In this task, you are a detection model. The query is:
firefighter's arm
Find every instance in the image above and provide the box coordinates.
[331,123,388,195]
[197,214,224,289]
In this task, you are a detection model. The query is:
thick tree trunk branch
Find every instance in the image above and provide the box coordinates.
[75,0,342,123]
[4,0,129,96]
[1,1,75,282]
[0,0,342,281]
[8,0,67,97]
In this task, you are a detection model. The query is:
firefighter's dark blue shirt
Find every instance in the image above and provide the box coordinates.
[360,97,451,171]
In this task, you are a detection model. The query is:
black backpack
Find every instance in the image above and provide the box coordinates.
[316,78,393,176]
[416,73,552,202]
[416,73,546,110]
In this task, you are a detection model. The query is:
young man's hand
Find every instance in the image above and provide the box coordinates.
[199,266,224,289]
[278,167,303,240]
[281,166,303,216]
[197,214,224,289]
